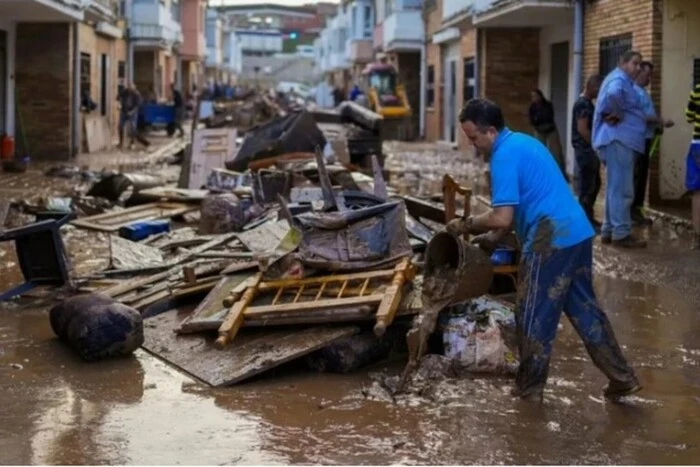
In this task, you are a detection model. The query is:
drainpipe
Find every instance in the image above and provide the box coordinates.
[573,0,583,95]
[474,28,481,98]
[419,42,426,138]
[126,0,134,83]
[71,21,80,158]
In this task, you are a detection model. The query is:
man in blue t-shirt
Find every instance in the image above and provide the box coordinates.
[448,98,640,401]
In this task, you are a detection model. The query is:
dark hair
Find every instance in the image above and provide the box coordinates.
[532,89,546,101]
[620,50,642,64]
[458,98,505,131]
[640,60,654,71]
[586,74,602,86]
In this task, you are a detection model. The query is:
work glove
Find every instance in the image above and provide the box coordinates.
[446,216,473,236]
[470,232,499,255]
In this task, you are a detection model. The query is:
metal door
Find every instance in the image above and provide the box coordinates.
[549,41,569,154]
[442,43,459,142]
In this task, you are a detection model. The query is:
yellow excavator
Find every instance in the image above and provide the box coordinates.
[362,63,412,140]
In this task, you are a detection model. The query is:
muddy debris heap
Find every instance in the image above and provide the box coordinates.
[0,99,520,389]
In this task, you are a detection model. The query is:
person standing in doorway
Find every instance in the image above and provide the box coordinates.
[529,89,566,178]
[632,61,674,225]
[572,75,602,227]
[593,50,647,248]
[117,81,143,150]
[450,98,640,402]
[684,82,700,250]
[171,83,186,138]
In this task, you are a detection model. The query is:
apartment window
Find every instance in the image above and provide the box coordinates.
[693,58,700,86]
[117,60,126,95]
[426,64,435,108]
[363,5,372,30]
[80,52,91,100]
[386,0,395,16]
[598,34,632,79]
[463,57,475,102]
[171,0,180,23]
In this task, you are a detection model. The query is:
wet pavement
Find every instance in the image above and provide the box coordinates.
[1,143,700,464]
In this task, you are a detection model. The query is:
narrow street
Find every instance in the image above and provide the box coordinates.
[1,140,698,465]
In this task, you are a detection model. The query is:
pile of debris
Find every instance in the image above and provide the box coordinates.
[0,107,520,390]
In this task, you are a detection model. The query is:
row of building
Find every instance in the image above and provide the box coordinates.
[0,0,245,162]
[315,0,700,206]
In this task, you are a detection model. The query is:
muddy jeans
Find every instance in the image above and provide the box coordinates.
[515,239,637,396]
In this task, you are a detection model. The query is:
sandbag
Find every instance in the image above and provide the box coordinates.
[199,193,247,234]
[49,293,144,361]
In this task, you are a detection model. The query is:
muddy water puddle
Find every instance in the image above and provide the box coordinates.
[1,271,699,465]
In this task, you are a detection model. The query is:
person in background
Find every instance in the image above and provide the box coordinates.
[117,81,143,150]
[684,82,700,250]
[349,83,363,102]
[449,98,640,402]
[529,89,566,178]
[171,83,186,138]
[332,85,344,107]
[572,75,602,227]
[633,61,674,225]
[593,50,647,248]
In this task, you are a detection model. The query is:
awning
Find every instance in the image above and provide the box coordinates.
[0,0,84,21]
[473,0,573,28]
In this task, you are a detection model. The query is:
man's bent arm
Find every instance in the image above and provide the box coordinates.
[470,206,514,233]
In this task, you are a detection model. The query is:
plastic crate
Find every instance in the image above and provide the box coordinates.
[142,104,176,125]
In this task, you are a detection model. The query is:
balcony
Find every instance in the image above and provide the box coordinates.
[85,0,118,22]
[0,0,84,21]
[383,10,423,52]
[130,0,181,49]
[472,0,573,27]
[442,0,475,22]
[348,39,373,63]
[206,46,223,68]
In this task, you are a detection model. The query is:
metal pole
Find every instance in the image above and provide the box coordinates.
[573,0,584,94]
[125,0,134,83]
[71,22,80,158]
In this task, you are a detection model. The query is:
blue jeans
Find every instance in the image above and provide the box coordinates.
[119,112,138,143]
[598,141,636,240]
[515,239,636,396]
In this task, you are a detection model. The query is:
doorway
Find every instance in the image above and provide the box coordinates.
[549,41,569,160]
[0,30,6,134]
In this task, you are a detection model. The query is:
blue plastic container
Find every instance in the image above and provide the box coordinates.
[119,219,171,241]
[490,247,516,266]
[142,104,176,125]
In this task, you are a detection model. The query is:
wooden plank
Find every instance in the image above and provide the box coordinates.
[142,309,359,386]
[102,233,237,298]
[177,274,250,334]
[245,294,385,316]
[72,202,197,232]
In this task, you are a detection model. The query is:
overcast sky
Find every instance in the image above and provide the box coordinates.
[211,0,338,6]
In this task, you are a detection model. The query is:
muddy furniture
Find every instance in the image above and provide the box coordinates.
[0,213,72,301]
[214,258,416,349]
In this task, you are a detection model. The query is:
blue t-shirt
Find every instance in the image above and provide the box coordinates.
[490,128,595,253]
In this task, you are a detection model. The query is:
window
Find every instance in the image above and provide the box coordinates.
[363,5,372,31]
[171,0,180,23]
[598,33,632,79]
[463,57,475,102]
[426,64,435,108]
[693,58,700,87]
[80,52,91,100]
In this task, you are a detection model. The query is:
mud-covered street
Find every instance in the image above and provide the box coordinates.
[1,140,699,465]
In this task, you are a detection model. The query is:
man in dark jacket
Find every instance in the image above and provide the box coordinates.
[118,82,143,149]
[171,83,186,138]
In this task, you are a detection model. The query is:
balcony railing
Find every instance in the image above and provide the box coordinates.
[472,0,573,27]
[131,23,181,45]
[383,9,423,51]
[442,0,476,21]
[348,39,373,63]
